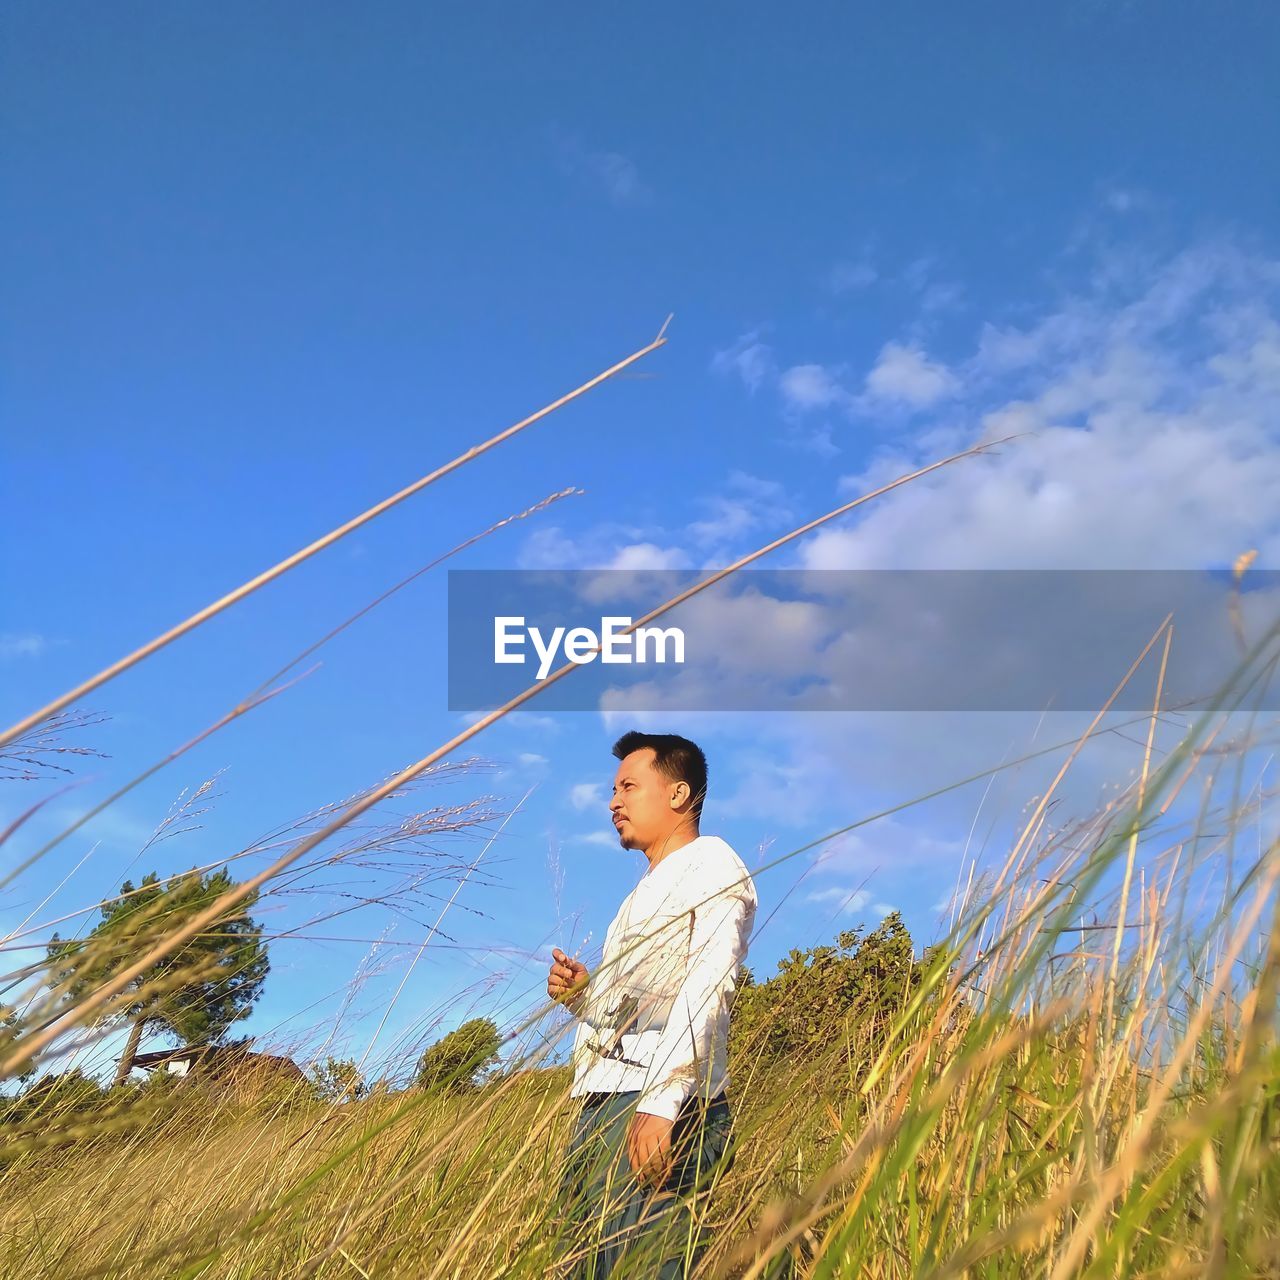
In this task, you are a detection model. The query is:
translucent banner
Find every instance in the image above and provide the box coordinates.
[446,569,1280,713]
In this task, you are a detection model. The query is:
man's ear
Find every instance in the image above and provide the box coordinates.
[670,781,690,811]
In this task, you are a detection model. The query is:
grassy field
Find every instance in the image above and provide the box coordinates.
[1,422,1277,1275]
[2,688,1277,1279]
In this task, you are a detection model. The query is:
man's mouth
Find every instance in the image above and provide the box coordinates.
[613,816,627,828]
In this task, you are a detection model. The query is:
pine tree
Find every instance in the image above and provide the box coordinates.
[47,867,270,1086]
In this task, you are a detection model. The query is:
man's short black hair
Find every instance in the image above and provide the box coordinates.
[611,731,708,821]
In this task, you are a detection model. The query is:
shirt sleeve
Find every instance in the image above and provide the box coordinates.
[635,863,755,1121]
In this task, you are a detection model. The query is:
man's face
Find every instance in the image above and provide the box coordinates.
[609,748,683,852]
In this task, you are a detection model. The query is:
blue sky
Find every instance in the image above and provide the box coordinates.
[3,3,1280,1078]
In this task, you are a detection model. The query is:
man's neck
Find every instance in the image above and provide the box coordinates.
[642,827,700,874]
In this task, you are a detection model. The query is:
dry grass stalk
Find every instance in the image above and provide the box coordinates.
[1,437,1003,1080]
[0,331,667,752]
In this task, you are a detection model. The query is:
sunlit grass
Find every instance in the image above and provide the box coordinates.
[1,416,1275,1275]
[1,684,1276,1277]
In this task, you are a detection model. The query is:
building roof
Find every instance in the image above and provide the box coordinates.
[132,1043,304,1080]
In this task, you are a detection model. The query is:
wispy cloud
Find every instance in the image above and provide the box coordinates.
[805,885,871,915]
[554,134,651,207]
[863,341,959,408]
[810,819,967,877]
[827,259,878,293]
[458,709,561,733]
[710,331,775,394]
[805,239,1280,571]
[717,318,959,428]
[780,363,849,412]
[514,470,790,582]
[574,830,618,848]
[773,341,959,417]
[517,523,688,572]
[38,802,159,857]
[569,782,604,812]
[900,255,964,317]
[604,543,690,572]
[709,333,843,457]
[1102,187,1142,213]
[688,471,791,552]
[0,632,49,660]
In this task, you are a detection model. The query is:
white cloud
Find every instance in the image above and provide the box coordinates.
[592,586,838,732]
[805,885,872,915]
[805,241,1280,571]
[788,423,840,460]
[604,543,690,572]
[458,710,561,733]
[516,470,788,582]
[710,740,832,828]
[774,345,961,419]
[688,471,791,551]
[569,782,604,811]
[780,363,849,411]
[517,525,689,573]
[544,238,1280,788]
[678,588,830,677]
[517,526,583,570]
[517,753,548,768]
[711,331,775,394]
[863,342,959,408]
[710,342,845,456]
[0,632,48,660]
[688,498,757,548]
[714,257,966,429]
[589,238,1280,936]
[812,817,966,875]
[574,830,619,847]
[509,711,562,732]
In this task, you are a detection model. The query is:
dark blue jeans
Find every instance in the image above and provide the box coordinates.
[554,1089,735,1279]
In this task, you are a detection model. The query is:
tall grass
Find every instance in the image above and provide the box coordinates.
[1,677,1276,1277]
[1,368,1274,1274]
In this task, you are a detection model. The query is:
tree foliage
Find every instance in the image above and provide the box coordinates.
[1,1068,107,1125]
[310,1056,368,1103]
[0,1006,34,1087]
[46,867,270,1079]
[414,1017,502,1094]
[730,911,928,1076]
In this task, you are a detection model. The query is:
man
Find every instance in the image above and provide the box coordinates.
[548,731,757,1278]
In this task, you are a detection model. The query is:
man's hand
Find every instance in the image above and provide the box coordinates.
[548,947,589,1009]
[627,1111,675,1190]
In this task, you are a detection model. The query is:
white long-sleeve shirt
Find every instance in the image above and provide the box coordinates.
[567,834,757,1122]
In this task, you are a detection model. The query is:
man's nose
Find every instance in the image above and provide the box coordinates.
[609,793,623,813]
